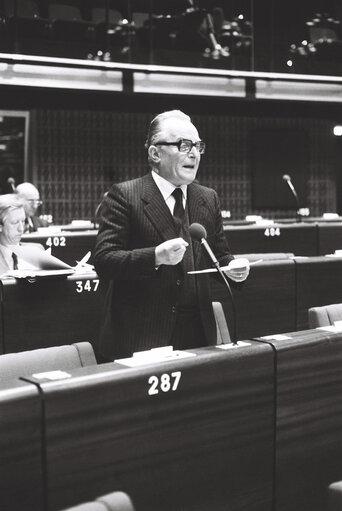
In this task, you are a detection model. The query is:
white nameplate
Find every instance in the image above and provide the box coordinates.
[32,370,72,381]
[216,341,251,349]
[260,334,292,341]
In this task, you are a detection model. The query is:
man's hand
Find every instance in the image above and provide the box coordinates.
[155,238,189,266]
[224,258,250,282]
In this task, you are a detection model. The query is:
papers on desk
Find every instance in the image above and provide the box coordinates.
[115,346,196,367]
[4,269,75,280]
[3,245,94,280]
[12,244,72,270]
[32,370,72,381]
[216,341,251,350]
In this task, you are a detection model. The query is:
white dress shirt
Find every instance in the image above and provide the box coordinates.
[151,170,187,214]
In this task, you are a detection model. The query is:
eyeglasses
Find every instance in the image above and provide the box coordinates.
[155,138,206,154]
[27,199,43,206]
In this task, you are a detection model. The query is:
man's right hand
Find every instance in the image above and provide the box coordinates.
[155,238,189,266]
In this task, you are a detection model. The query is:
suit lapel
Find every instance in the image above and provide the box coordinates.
[141,173,177,242]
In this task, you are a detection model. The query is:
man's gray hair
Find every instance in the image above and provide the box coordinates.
[0,194,25,224]
[145,110,191,149]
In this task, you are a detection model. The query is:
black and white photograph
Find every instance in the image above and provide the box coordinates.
[0,0,342,510]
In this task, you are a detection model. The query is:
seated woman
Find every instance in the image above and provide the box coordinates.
[0,194,38,276]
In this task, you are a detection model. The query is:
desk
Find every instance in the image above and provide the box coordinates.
[27,343,274,511]
[0,272,106,359]
[22,230,97,266]
[256,329,342,511]
[224,223,317,256]
[211,259,296,339]
[317,223,342,255]
[0,379,44,511]
[294,256,342,330]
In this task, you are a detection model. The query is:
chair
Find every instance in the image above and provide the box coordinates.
[0,342,96,384]
[5,0,52,41]
[308,303,342,328]
[48,3,96,44]
[329,481,342,511]
[60,491,135,511]
[212,301,231,344]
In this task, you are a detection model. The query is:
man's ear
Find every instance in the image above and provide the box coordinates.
[148,145,160,164]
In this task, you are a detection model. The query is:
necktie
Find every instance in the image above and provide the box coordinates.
[24,217,30,233]
[172,188,184,220]
[12,253,18,270]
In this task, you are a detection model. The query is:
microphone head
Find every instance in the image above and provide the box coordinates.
[282,174,291,182]
[189,223,207,241]
[7,177,16,192]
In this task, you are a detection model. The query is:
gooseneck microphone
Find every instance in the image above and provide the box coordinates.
[282,174,301,222]
[189,222,238,344]
[7,177,16,193]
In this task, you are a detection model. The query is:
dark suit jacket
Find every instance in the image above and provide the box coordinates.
[25,215,49,233]
[94,172,233,360]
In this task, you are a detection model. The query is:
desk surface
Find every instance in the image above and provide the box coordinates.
[28,343,274,511]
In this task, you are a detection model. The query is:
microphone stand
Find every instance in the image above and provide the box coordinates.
[284,177,302,223]
[199,239,238,344]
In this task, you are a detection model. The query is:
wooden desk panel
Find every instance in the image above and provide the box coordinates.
[0,272,105,359]
[211,259,296,339]
[317,223,342,255]
[0,379,44,511]
[295,256,342,330]
[33,344,274,511]
[255,329,342,511]
[22,230,97,266]
[224,223,317,256]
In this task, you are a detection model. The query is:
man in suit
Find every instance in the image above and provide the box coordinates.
[0,194,26,275]
[94,110,249,361]
[16,182,49,232]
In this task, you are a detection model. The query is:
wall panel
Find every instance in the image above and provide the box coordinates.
[31,109,337,224]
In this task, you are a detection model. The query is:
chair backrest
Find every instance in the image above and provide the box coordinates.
[329,481,342,511]
[91,8,122,25]
[308,303,342,328]
[48,3,82,20]
[60,491,135,511]
[0,342,96,383]
[212,301,231,344]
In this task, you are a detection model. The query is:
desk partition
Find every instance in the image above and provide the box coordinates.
[224,223,318,256]
[211,258,297,339]
[0,272,106,358]
[255,329,342,511]
[26,343,274,511]
[294,256,342,330]
[317,223,342,255]
[0,379,44,511]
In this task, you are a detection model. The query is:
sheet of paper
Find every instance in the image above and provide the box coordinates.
[115,350,196,367]
[187,259,262,275]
